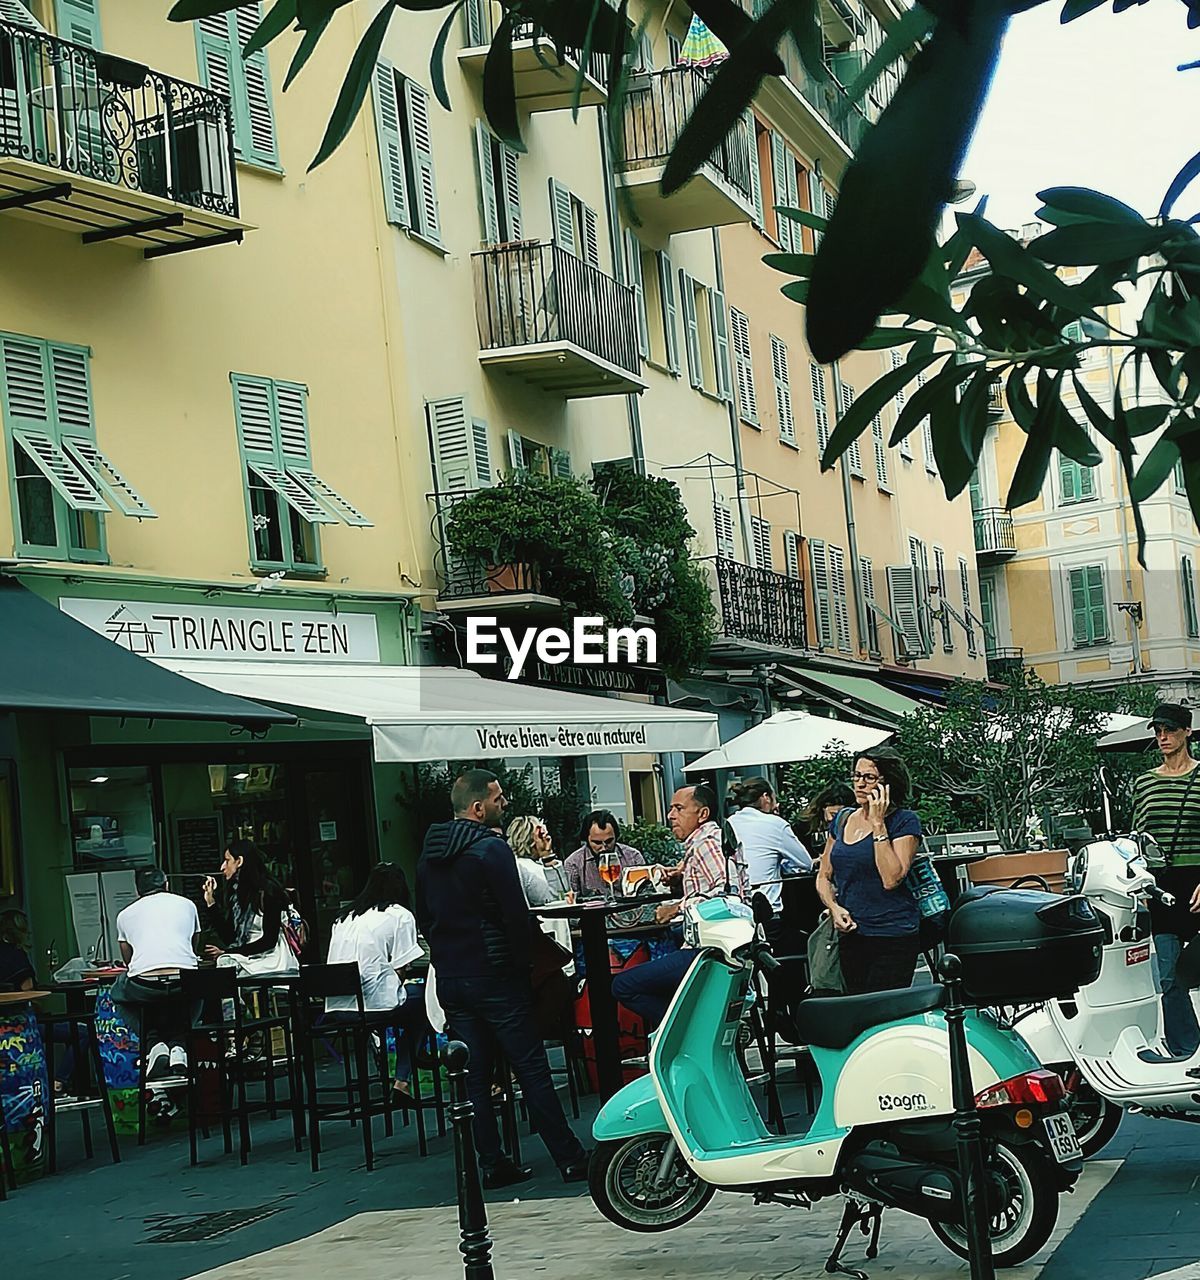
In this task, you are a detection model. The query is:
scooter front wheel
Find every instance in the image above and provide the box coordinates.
[929,1140,1058,1267]
[589,1135,714,1232]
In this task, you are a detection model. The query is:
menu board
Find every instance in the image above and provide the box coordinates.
[173,814,224,905]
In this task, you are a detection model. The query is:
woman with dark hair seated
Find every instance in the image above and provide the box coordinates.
[203,839,297,976]
[326,861,427,1104]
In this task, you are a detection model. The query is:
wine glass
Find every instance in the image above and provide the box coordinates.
[598,852,621,902]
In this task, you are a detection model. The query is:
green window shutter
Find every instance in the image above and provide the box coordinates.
[61,436,156,518]
[1078,459,1096,500]
[196,14,242,151]
[474,120,500,243]
[1086,564,1107,642]
[808,538,832,647]
[744,110,763,227]
[1184,555,1199,638]
[506,429,525,471]
[54,0,102,47]
[679,271,701,390]
[235,2,278,167]
[471,419,493,487]
[769,131,790,251]
[232,373,278,460]
[711,290,732,402]
[550,447,571,479]
[267,380,369,528]
[426,396,475,491]
[404,78,441,243]
[273,380,311,465]
[549,178,576,255]
[1059,453,1078,504]
[979,575,997,654]
[0,0,44,29]
[1069,567,1093,645]
[46,343,94,439]
[372,61,409,228]
[626,231,649,359]
[499,140,521,239]
[658,251,679,375]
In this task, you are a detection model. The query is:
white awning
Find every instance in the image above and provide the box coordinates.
[151,660,719,762]
[683,710,891,773]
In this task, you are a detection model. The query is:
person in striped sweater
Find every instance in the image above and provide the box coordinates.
[1131,703,1200,1063]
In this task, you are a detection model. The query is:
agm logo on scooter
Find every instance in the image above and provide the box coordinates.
[878,1092,934,1113]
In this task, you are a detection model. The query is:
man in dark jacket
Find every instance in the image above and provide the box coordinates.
[417,768,587,1189]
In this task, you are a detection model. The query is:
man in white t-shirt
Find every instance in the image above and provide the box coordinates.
[110,868,200,1080]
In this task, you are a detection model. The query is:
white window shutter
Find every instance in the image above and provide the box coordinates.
[711,291,732,402]
[500,141,522,239]
[809,538,833,647]
[744,110,763,227]
[471,418,493,487]
[680,272,702,389]
[549,178,577,255]
[627,231,649,359]
[427,396,474,491]
[771,335,794,443]
[751,515,772,571]
[474,120,500,243]
[769,132,791,252]
[550,447,572,479]
[659,252,680,375]
[872,413,889,488]
[506,429,525,471]
[887,565,927,657]
[784,530,800,579]
[0,0,45,29]
[713,501,735,559]
[840,382,863,476]
[464,0,487,46]
[731,308,757,424]
[372,62,409,228]
[810,361,829,453]
[894,349,913,459]
[808,169,824,249]
[829,544,851,651]
[405,79,441,243]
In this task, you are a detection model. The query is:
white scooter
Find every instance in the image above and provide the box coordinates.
[1012,835,1200,1156]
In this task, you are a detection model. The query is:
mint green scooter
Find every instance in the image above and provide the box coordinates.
[589,897,1083,1271]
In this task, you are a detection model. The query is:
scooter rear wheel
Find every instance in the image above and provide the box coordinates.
[929,1140,1058,1267]
[1066,1083,1123,1159]
[589,1135,715,1232]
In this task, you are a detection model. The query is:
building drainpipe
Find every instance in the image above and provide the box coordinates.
[712,227,753,565]
[597,109,645,473]
[1106,340,1141,673]
[828,360,867,654]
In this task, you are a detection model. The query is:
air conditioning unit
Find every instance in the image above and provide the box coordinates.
[135,110,232,206]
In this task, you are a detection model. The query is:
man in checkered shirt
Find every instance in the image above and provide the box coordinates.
[611,782,747,1030]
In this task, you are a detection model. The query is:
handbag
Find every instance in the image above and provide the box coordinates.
[281,905,308,959]
[807,911,846,995]
[835,807,949,921]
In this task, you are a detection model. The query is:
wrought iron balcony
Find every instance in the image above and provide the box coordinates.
[973,507,1017,561]
[987,647,1024,681]
[988,377,1005,416]
[0,20,244,255]
[616,66,753,234]
[714,555,809,652]
[473,240,645,397]
[459,1,608,111]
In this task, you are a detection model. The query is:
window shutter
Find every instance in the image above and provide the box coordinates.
[231,374,277,458]
[917,372,936,472]
[711,290,732,402]
[959,555,976,656]
[872,414,888,488]
[823,187,836,219]
[809,538,833,647]
[372,61,409,228]
[1184,555,1199,638]
[1069,567,1090,646]
[745,110,763,227]
[54,0,102,46]
[1058,453,1078,504]
[550,447,571,479]
[979,576,997,652]
[751,515,772,571]
[840,382,863,476]
[196,14,239,138]
[471,418,493,487]
[1078,458,1096,500]
[0,0,45,29]
[499,140,521,239]
[893,350,913,460]
[11,427,108,510]
[474,120,500,243]
[659,252,680,374]
[549,178,577,255]
[829,544,851,651]
[784,151,800,240]
[769,131,790,251]
[771,335,794,442]
[934,545,953,651]
[1086,564,1107,642]
[810,362,829,453]
[427,396,475,492]
[464,0,487,46]
[731,308,757,424]
[807,169,823,249]
[273,381,311,463]
[506,429,525,471]
[405,79,441,243]
[61,436,156,518]
[783,529,800,579]
[887,565,926,657]
[861,555,880,655]
[679,271,702,389]
[580,201,600,268]
[234,3,278,166]
[713,501,735,559]
[47,343,93,437]
[910,534,934,652]
[626,231,649,359]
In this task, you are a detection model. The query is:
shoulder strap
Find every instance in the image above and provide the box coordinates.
[1166,762,1200,866]
[835,806,854,839]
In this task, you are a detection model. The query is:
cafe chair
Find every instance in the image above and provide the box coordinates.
[37,1009,120,1171]
[179,967,300,1167]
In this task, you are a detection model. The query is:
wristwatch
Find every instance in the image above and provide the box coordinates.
[872,832,890,843]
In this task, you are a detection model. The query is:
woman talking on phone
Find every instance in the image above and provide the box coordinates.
[816,748,923,994]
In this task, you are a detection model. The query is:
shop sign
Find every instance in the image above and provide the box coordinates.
[60,598,381,663]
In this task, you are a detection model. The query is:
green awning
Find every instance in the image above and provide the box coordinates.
[0,579,292,725]
[784,668,925,724]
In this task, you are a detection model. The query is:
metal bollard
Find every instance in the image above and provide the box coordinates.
[444,1040,496,1280]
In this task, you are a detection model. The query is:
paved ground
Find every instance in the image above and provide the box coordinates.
[3,1084,1198,1280]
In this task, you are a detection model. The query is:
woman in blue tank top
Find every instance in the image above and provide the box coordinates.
[816,748,923,994]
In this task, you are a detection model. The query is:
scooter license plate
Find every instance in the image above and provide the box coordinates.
[1043,1113,1082,1163]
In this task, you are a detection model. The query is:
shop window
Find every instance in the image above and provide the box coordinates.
[69,766,157,870]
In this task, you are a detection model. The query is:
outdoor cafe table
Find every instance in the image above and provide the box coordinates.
[0,990,51,1184]
[533,896,673,1103]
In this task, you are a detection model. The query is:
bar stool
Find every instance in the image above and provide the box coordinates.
[37,1009,120,1170]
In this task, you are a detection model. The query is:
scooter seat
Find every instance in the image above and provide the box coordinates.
[794,985,947,1050]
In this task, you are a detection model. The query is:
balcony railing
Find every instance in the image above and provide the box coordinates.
[973,507,1017,559]
[473,240,641,385]
[714,556,809,652]
[0,21,238,218]
[620,66,752,200]
[428,489,552,602]
[987,647,1024,681]
[462,0,608,101]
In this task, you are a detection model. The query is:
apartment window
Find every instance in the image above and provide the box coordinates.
[909,535,935,654]
[1068,564,1109,647]
[427,396,493,492]
[507,430,570,479]
[549,178,600,267]
[959,555,977,657]
[893,350,913,461]
[1183,555,1199,638]
[0,334,158,562]
[810,362,830,453]
[917,371,936,474]
[934,546,953,653]
[474,120,521,244]
[751,515,772,571]
[839,382,864,478]
[1059,446,1097,505]
[768,132,798,250]
[679,274,731,399]
[371,61,442,246]
[713,501,735,559]
[979,575,997,655]
[1175,458,1187,496]
[770,335,795,444]
[872,414,890,491]
[626,231,650,360]
[829,544,851,652]
[654,251,681,375]
[746,111,764,229]
[232,374,371,573]
[196,4,278,169]
[860,555,881,657]
[809,538,832,648]
[887,563,930,659]
[784,530,801,579]
[731,308,758,426]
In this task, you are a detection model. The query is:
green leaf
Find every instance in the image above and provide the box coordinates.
[1006,372,1062,508]
[762,252,815,277]
[841,3,937,109]
[942,195,988,278]
[483,12,524,152]
[781,279,810,305]
[1053,409,1103,466]
[1060,0,1107,18]
[1035,186,1146,226]
[168,0,238,18]
[787,0,827,85]
[887,277,966,331]
[777,206,827,234]
[429,2,464,111]
[1072,372,1129,454]
[958,364,993,460]
[929,377,976,500]
[244,0,296,56]
[1006,365,1037,432]
[820,350,944,469]
[284,10,331,90]
[1161,148,1200,219]
[856,327,930,350]
[887,356,966,447]
[1125,404,1172,436]
[955,212,1096,315]
[1131,436,1181,501]
[307,0,394,171]
[1029,222,1167,267]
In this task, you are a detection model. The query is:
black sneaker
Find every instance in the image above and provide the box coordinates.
[482,1156,533,1190]
[560,1158,590,1183]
